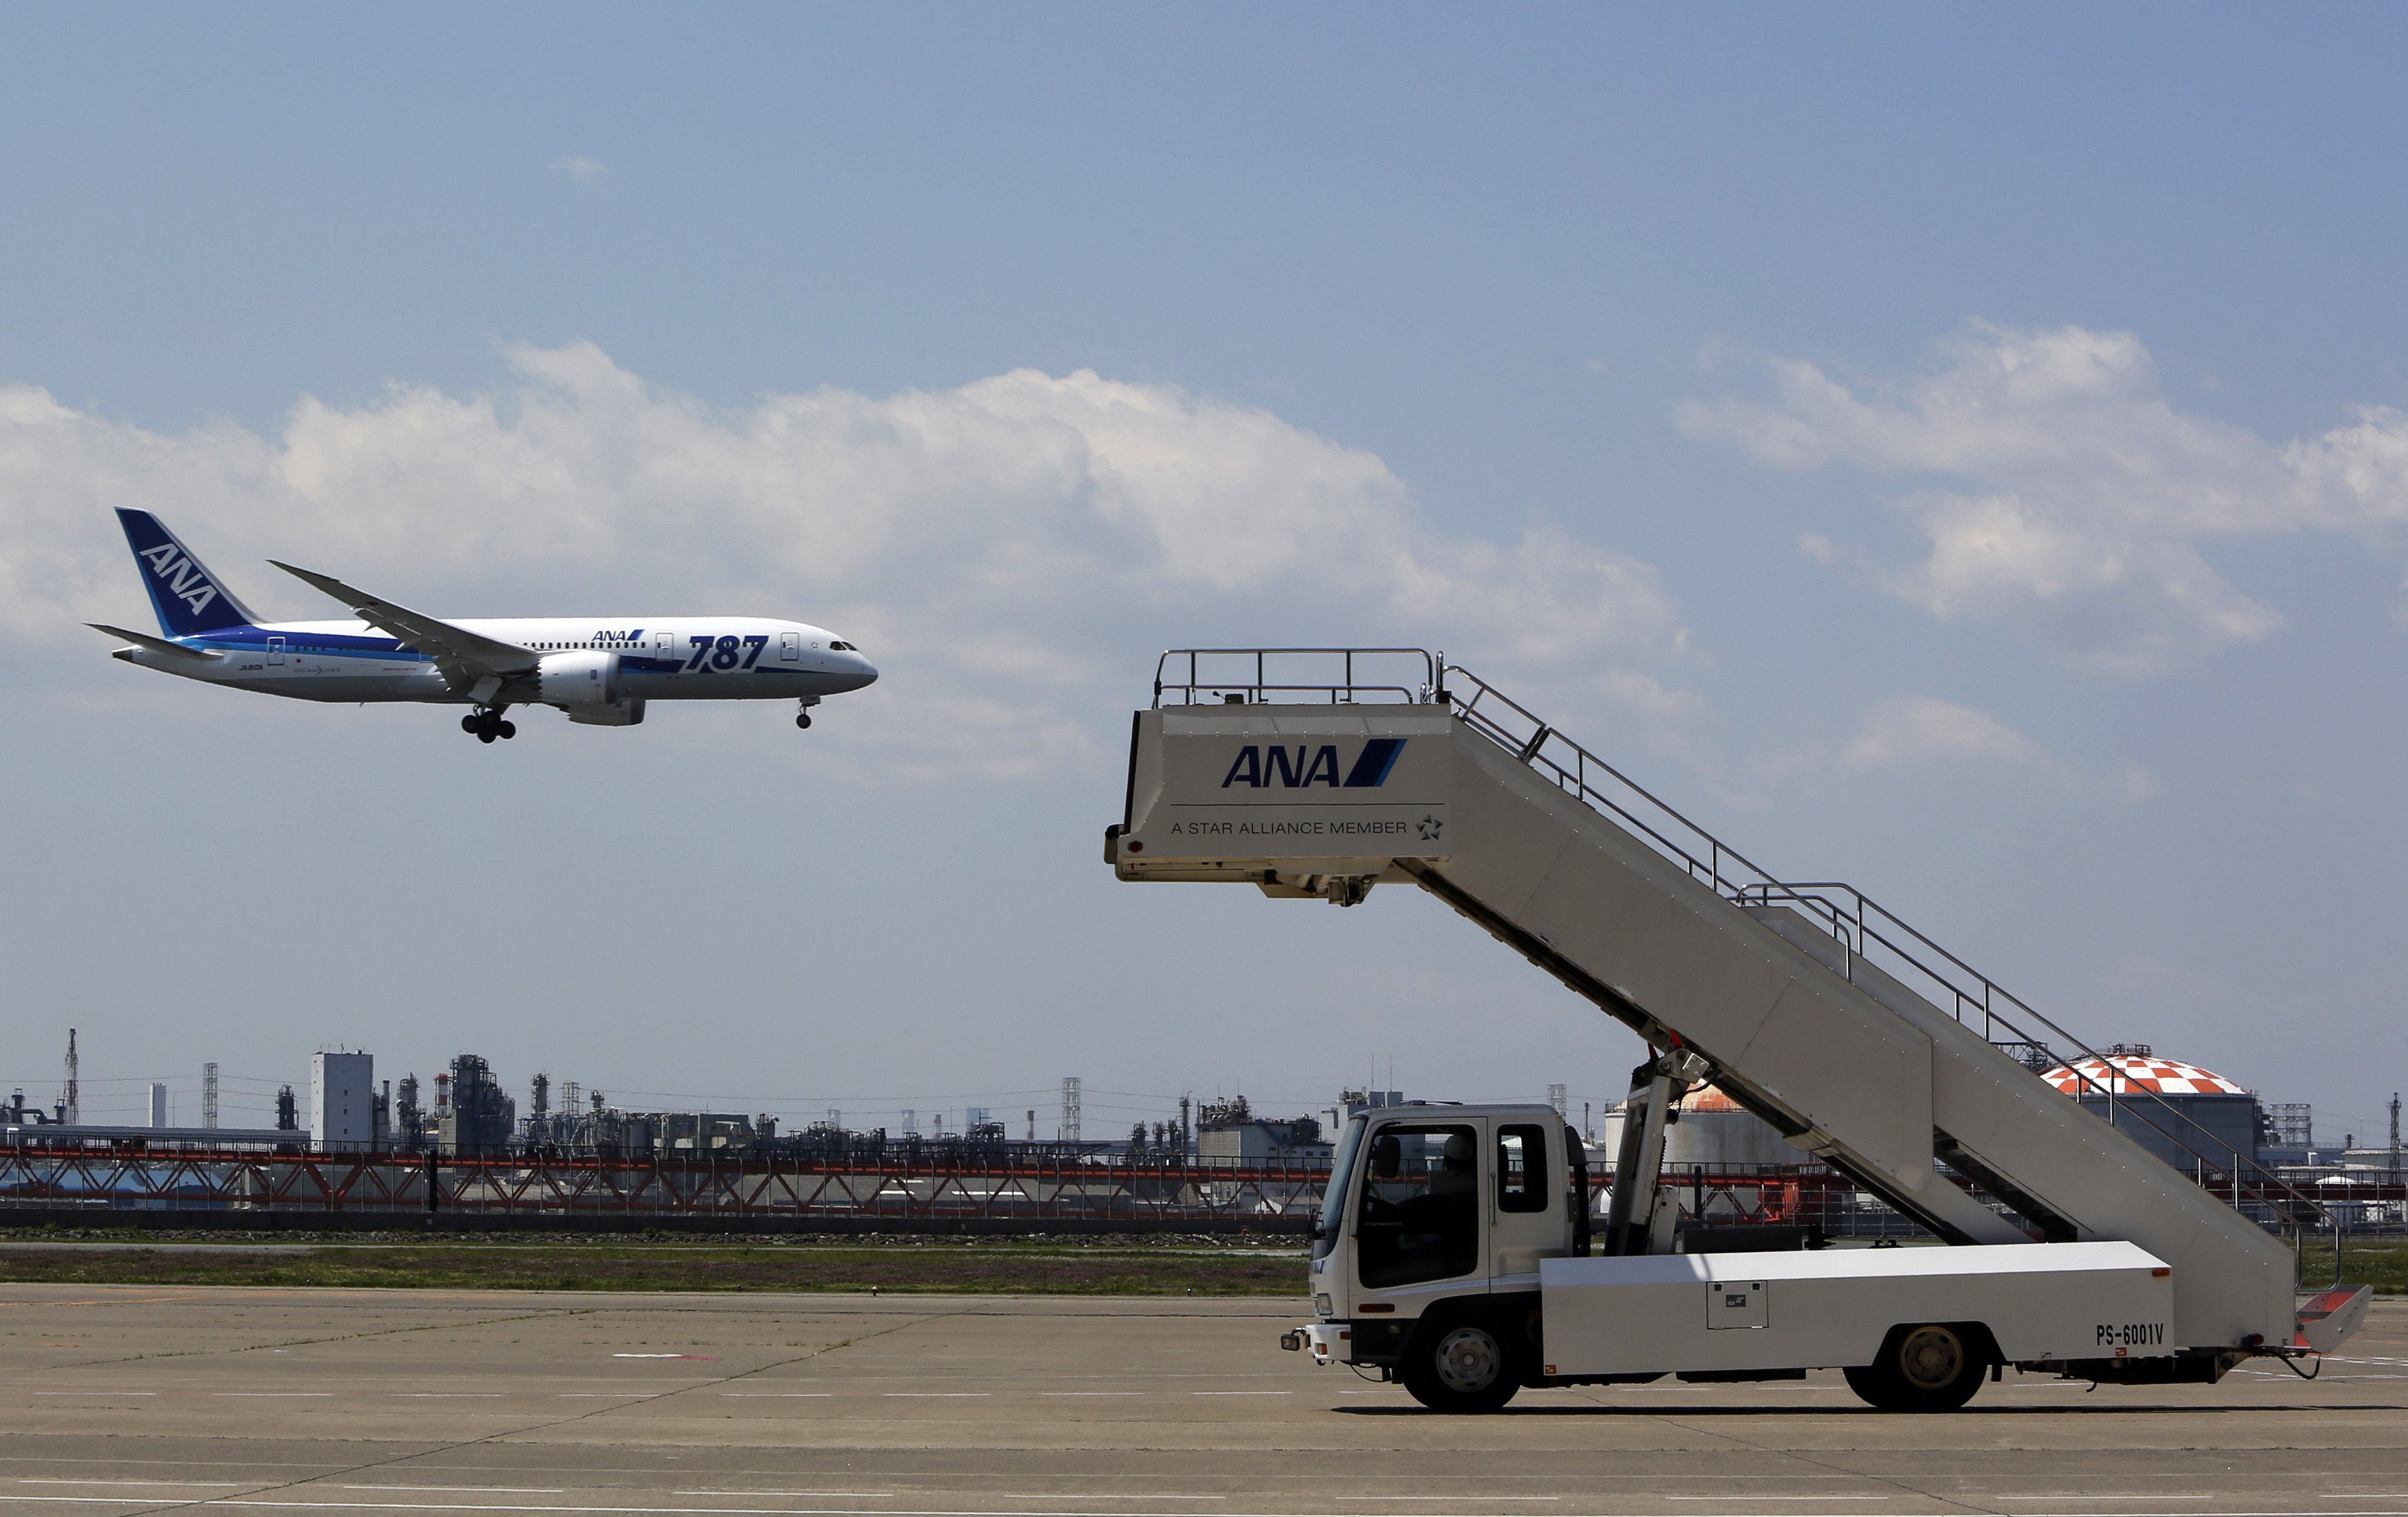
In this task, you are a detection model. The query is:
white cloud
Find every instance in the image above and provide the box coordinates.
[1573,667,1707,759]
[0,345,1680,779]
[1680,321,2408,671]
[1593,668,1702,723]
[552,156,610,185]
[1838,696,2043,773]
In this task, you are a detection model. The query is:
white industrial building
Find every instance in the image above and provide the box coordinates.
[310,1049,376,1151]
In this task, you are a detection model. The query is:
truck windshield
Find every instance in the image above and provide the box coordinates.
[1315,1115,1367,1260]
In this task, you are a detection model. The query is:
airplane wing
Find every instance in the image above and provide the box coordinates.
[87,622,224,662]
[268,561,537,689]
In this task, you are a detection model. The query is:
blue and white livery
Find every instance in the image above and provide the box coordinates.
[91,510,877,742]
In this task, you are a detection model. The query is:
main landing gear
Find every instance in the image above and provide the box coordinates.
[462,709,518,744]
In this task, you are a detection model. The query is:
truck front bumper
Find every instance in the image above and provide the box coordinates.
[1280,1322,1352,1365]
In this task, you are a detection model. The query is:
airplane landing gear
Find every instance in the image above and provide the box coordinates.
[464,709,517,742]
[795,695,820,731]
[795,711,813,729]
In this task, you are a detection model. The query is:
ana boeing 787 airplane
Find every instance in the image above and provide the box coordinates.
[89,510,877,741]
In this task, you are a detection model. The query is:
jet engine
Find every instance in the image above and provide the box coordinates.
[535,649,622,707]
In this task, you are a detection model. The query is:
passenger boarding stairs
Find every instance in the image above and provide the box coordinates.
[1108,649,2332,1355]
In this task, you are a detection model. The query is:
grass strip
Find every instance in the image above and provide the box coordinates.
[2299,1236,2408,1295]
[0,1242,1307,1295]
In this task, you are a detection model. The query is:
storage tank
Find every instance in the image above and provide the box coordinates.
[2038,1045,2261,1175]
[1600,1083,1797,1169]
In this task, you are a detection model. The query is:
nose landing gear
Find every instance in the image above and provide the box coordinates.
[795,695,821,731]
[462,709,518,743]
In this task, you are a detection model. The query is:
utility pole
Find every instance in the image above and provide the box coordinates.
[2390,1092,2400,1179]
[202,1062,219,1129]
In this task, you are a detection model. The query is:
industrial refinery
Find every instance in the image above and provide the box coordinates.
[3,1020,2396,1240]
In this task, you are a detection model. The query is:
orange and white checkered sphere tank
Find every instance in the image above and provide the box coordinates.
[2039,1054,2250,1097]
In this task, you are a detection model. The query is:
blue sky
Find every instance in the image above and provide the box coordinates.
[3,8,2404,1145]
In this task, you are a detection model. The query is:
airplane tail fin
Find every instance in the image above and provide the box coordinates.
[113,510,261,636]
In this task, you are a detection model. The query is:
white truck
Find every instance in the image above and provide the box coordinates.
[1282,1092,2197,1412]
[1112,649,2370,1411]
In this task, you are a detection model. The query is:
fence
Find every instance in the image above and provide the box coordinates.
[12,1136,2397,1240]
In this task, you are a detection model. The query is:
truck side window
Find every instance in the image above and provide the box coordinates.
[1565,1123,1592,1255]
[1497,1124,1549,1213]
[1356,1123,1480,1289]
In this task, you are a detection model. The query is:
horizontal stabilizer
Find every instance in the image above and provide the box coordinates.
[87,623,223,662]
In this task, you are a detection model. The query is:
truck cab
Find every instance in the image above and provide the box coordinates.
[1293,1103,1590,1411]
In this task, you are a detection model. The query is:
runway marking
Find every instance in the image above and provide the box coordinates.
[8,1499,2398,1517]
[1335,1498,1556,1503]
[559,1392,663,1398]
[718,1392,833,1397]
[214,1392,332,1397]
[883,1392,990,1397]
[1191,1390,1289,1395]
[611,1353,719,1360]
[389,1394,505,1399]
[673,1494,896,1500]
[184,1505,1716,1517]
[1038,1391,1144,1397]
[30,1390,154,1395]
[1663,1499,1878,1503]
[21,1481,250,1488]
[343,1489,567,1496]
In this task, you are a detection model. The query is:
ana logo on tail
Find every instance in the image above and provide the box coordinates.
[138,543,220,620]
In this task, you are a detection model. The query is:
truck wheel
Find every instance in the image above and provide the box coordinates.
[1401,1316,1523,1413]
[1845,1324,1986,1412]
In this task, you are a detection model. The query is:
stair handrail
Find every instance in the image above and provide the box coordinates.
[1153,648,1436,708]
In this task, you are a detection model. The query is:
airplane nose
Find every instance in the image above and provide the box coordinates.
[850,655,879,690]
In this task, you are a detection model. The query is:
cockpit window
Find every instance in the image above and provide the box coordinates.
[828,641,857,652]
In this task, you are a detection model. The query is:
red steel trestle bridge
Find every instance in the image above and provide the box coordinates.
[6,1140,2398,1236]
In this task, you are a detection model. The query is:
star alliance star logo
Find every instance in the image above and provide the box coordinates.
[1417,814,1444,841]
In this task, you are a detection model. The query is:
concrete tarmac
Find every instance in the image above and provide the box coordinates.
[0,1285,2402,1517]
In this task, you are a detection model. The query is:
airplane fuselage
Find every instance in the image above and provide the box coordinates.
[116,618,876,705]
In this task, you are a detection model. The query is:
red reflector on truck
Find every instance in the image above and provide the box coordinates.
[2151,1268,2171,1278]
[1359,1302,1395,1313]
